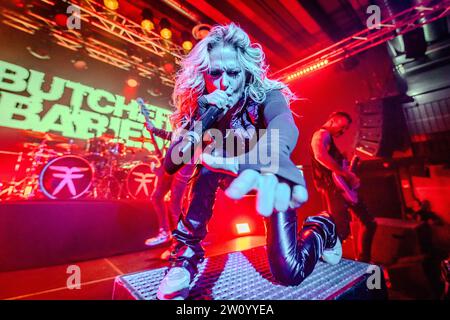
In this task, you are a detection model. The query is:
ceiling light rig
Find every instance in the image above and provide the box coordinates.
[286,59,329,81]
[275,0,450,83]
[0,0,195,88]
[147,87,163,97]
[161,54,176,74]
[13,0,27,9]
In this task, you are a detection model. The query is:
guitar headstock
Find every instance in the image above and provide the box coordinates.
[136,98,151,120]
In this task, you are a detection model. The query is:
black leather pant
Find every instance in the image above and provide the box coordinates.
[265,210,337,285]
[170,165,224,279]
[170,165,338,285]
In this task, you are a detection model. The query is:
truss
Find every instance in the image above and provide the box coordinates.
[0,0,189,87]
[272,0,450,82]
[70,0,185,60]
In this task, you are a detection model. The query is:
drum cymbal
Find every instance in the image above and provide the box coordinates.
[22,142,41,149]
[22,130,68,142]
[55,143,80,150]
[129,136,154,143]
[27,149,61,157]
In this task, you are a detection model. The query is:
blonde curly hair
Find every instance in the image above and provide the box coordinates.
[170,23,295,128]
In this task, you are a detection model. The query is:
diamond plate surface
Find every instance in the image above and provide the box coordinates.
[114,246,373,300]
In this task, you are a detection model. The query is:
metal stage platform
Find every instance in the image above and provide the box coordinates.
[112,246,387,300]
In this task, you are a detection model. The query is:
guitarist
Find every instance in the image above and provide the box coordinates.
[140,102,202,255]
[142,117,175,249]
[310,111,377,263]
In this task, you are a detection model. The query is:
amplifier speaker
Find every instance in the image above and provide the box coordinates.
[371,218,426,265]
[356,96,410,157]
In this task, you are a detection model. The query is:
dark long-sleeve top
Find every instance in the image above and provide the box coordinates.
[164,90,304,187]
[237,90,304,186]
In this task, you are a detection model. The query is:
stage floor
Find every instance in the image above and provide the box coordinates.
[0,235,266,300]
[0,235,418,300]
[113,246,387,300]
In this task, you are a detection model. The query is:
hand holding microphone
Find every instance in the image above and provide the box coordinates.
[180,87,233,153]
[164,87,235,174]
[203,86,234,113]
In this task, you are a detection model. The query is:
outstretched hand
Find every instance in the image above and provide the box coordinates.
[202,153,308,217]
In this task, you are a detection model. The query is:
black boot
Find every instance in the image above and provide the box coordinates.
[265,210,338,286]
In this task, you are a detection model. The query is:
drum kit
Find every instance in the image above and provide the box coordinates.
[0,130,161,201]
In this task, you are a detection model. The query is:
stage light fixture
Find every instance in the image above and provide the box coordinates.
[104,0,119,11]
[181,32,193,52]
[141,9,155,32]
[126,77,139,88]
[13,0,26,9]
[141,19,155,33]
[27,46,50,60]
[162,61,175,74]
[161,55,176,74]
[147,87,162,97]
[286,59,330,81]
[192,24,211,40]
[54,13,68,28]
[52,1,70,28]
[159,18,172,40]
[72,53,88,70]
[27,29,51,60]
[236,223,250,235]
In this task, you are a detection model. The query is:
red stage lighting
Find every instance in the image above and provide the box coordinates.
[104,0,119,11]
[13,0,26,9]
[192,24,211,40]
[236,223,250,235]
[73,59,88,70]
[163,62,175,74]
[141,9,154,32]
[159,18,172,40]
[286,59,329,81]
[54,13,68,28]
[181,32,193,52]
[126,77,139,87]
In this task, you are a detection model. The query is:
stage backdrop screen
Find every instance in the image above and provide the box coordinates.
[0,59,172,152]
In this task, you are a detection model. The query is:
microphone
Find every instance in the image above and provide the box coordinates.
[165,104,224,174]
[179,105,222,154]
